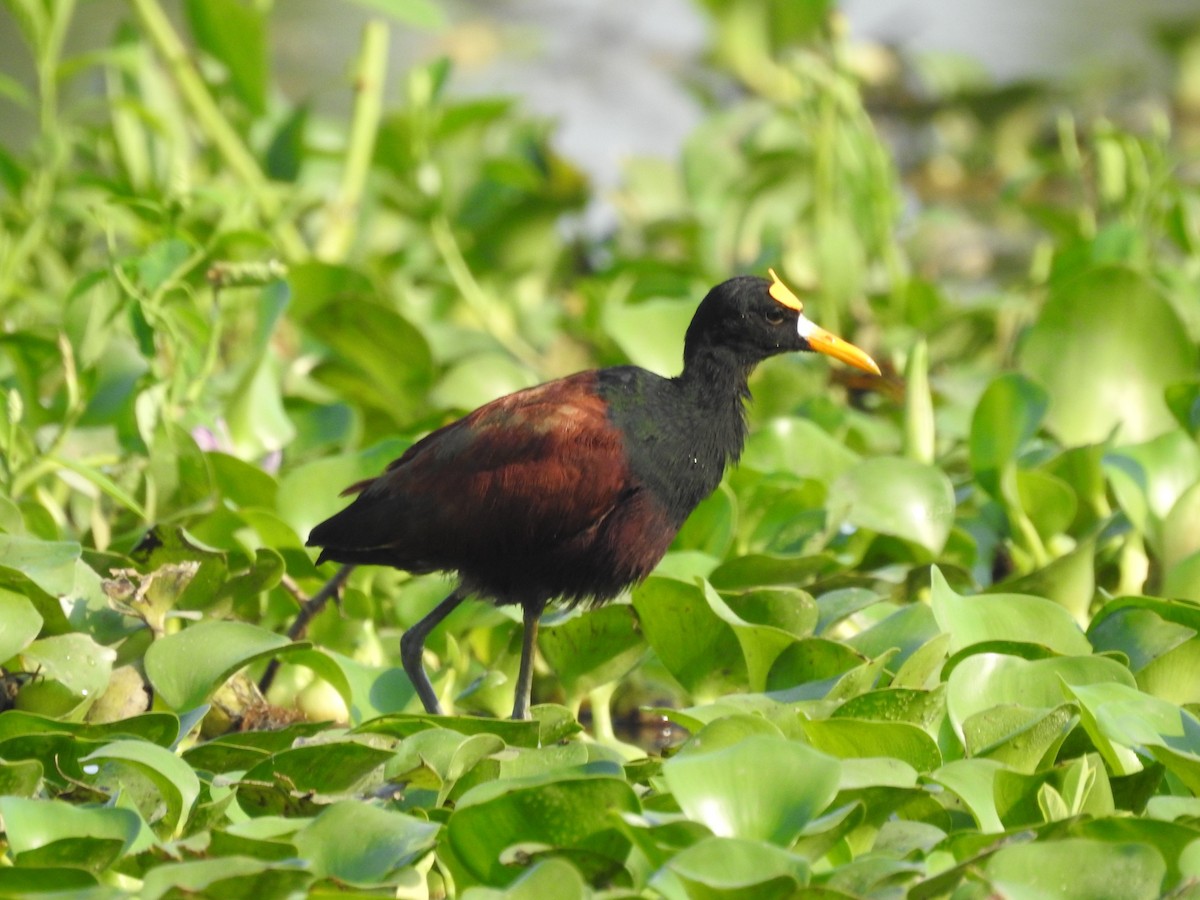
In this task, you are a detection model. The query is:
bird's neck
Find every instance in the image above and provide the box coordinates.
[674,346,754,461]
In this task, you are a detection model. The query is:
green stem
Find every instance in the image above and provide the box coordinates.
[430,215,539,366]
[126,0,307,260]
[586,682,619,744]
[316,20,389,262]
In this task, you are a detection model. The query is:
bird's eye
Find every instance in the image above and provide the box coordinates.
[764,308,786,326]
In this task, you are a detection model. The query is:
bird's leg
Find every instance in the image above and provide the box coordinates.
[511,600,545,720]
[400,587,468,715]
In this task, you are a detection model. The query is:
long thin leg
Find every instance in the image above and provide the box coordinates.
[511,601,544,720]
[400,587,468,715]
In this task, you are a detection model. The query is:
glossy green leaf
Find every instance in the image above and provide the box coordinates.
[985,837,1165,899]
[185,0,268,114]
[631,577,744,696]
[801,718,942,772]
[139,857,313,900]
[448,770,639,887]
[653,835,810,898]
[662,734,840,844]
[969,372,1049,495]
[828,457,956,554]
[292,800,440,885]
[538,604,646,698]
[81,740,200,838]
[0,587,42,660]
[931,567,1091,655]
[1018,266,1196,444]
[144,621,298,711]
[238,740,396,817]
[20,633,116,711]
[742,416,860,483]
[946,652,1135,743]
[0,797,140,869]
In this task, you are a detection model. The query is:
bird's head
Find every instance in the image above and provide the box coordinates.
[684,270,881,376]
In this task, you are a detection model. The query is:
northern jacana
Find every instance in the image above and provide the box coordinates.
[307,271,880,719]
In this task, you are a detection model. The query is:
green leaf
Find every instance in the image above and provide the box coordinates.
[631,577,744,697]
[20,633,116,712]
[801,718,942,772]
[663,734,840,844]
[0,534,81,595]
[969,372,1048,495]
[448,769,639,887]
[238,741,396,817]
[946,652,1135,744]
[184,0,268,114]
[0,797,141,870]
[538,604,646,699]
[828,457,956,554]
[742,417,860,483]
[653,835,810,897]
[931,566,1091,656]
[81,740,200,838]
[139,857,313,900]
[985,838,1165,900]
[0,588,42,660]
[1018,266,1196,444]
[292,800,440,885]
[144,621,298,711]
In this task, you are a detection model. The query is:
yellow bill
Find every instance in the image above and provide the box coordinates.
[768,268,881,376]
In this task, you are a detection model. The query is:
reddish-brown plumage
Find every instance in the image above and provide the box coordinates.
[307,274,880,718]
[314,372,674,607]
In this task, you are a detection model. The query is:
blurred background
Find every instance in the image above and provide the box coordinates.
[3,0,1198,215]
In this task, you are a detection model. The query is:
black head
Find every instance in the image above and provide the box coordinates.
[684,272,880,375]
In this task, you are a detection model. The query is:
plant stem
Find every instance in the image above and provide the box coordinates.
[316,20,389,262]
[126,0,308,260]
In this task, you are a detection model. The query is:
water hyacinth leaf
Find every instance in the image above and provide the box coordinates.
[602,295,694,376]
[984,838,1166,900]
[144,620,299,711]
[1018,266,1196,444]
[1165,380,1200,438]
[1164,552,1200,603]
[0,757,43,797]
[947,652,1135,743]
[708,552,839,591]
[1136,636,1200,704]
[662,734,840,845]
[833,686,947,733]
[1064,680,1191,776]
[462,858,590,900]
[742,416,860,483]
[0,588,42,660]
[238,741,396,817]
[81,740,201,838]
[828,457,955,555]
[1014,468,1077,540]
[138,858,313,900]
[652,836,810,898]
[704,585,813,692]
[801,718,942,773]
[926,758,1007,833]
[931,567,1091,655]
[292,800,440,885]
[538,604,646,698]
[20,633,116,711]
[0,534,81,596]
[1163,482,1200,570]
[766,636,865,694]
[1106,430,1200,551]
[994,537,1096,626]
[631,577,745,696]
[962,703,1077,773]
[0,797,141,870]
[447,771,639,887]
[969,372,1049,495]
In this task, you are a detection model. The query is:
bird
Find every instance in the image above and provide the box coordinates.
[306,270,880,719]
